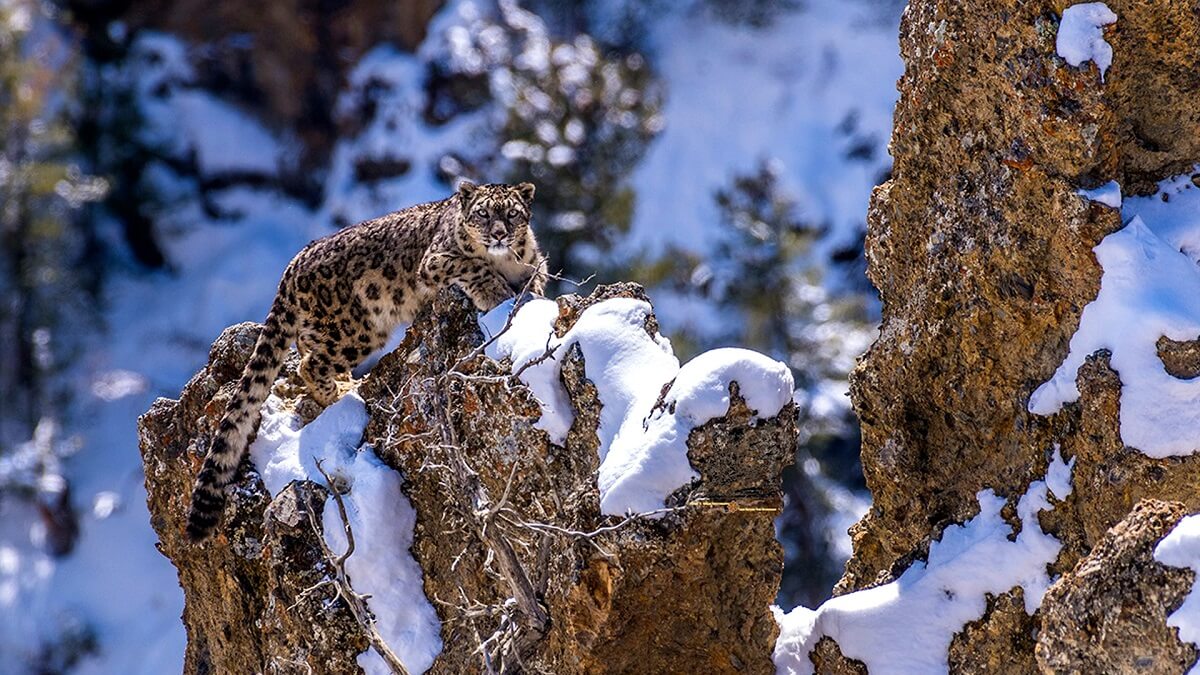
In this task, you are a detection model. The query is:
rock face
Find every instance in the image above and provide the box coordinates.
[839,0,1200,670]
[138,284,796,674]
[1037,500,1196,673]
[139,325,367,673]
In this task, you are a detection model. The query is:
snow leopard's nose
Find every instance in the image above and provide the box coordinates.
[489,222,508,240]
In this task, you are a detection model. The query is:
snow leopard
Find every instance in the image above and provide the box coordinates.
[186,181,547,542]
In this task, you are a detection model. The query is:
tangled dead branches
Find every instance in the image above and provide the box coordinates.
[368,292,680,673]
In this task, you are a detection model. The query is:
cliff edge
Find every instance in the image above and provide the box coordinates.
[138,284,797,674]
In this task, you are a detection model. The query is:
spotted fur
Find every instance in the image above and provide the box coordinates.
[186,181,546,542]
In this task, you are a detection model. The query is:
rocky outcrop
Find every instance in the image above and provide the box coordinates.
[837,0,1200,670]
[138,284,796,674]
[139,326,367,673]
[1036,500,1196,673]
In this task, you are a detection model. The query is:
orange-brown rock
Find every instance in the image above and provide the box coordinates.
[1036,499,1196,674]
[844,0,1200,670]
[359,285,794,673]
[138,324,366,674]
[139,285,796,674]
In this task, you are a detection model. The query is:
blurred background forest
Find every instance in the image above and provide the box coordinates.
[0,0,902,671]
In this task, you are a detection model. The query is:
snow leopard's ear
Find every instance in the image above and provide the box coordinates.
[457,180,478,207]
[516,182,535,204]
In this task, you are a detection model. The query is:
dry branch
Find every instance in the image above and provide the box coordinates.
[309,460,412,675]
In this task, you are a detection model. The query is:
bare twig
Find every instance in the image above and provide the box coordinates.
[433,392,551,644]
[510,332,558,380]
[456,257,545,370]
[526,252,595,290]
[309,460,412,675]
[492,504,688,562]
[407,362,551,669]
[374,273,667,670]
[501,506,685,540]
[545,268,596,289]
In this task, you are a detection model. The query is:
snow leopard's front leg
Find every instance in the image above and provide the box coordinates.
[420,252,515,311]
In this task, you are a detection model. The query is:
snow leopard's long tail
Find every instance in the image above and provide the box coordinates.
[187,296,297,543]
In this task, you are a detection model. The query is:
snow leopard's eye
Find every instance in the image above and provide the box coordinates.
[507,208,520,219]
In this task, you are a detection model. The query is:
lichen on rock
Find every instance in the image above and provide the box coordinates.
[1037,500,1197,673]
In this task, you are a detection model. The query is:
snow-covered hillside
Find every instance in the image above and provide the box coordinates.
[624,0,899,264]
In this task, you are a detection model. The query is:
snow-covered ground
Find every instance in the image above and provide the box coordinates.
[0,0,904,672]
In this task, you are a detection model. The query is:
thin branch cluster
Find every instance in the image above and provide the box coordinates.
[305,277,675,674]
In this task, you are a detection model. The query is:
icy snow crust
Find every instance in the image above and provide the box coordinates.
[773,452,1072,675]
[480,298,794,515]
[1154,515,1200,674]
[1029,169,1200,457]
[249,393,442,675]
[1056,3,1118,80]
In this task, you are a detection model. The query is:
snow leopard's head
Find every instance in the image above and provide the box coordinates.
[457,180,536,256]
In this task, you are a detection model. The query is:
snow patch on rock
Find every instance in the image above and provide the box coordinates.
[1077,180,1122,208]
[1045,445,1075,501]
[480,296,794,515]
[772,451,1071,674]
[249,393,442,674]
[1121,168,1200,260]
[1030,169,1200,457]
[1153,514,1200,673]
[1056,3,1117,81]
